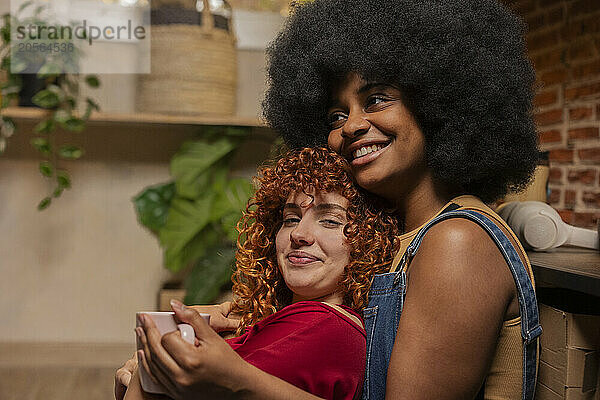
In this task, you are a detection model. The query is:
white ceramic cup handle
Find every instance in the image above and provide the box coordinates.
[177,323,195,344]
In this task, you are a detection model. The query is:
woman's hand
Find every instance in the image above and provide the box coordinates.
[114,353,138,400]
[137,300,323,400]
[188,302,240,333]
[137,300,251,399]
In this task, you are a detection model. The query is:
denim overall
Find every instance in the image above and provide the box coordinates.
[362,209,542,400]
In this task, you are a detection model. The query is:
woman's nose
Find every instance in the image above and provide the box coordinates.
[290,221,315,247]
[341,110,370,139]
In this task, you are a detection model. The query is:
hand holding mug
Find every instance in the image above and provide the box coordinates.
[188,301,240,333]
[138,300,252,400]
[135,311,209,395]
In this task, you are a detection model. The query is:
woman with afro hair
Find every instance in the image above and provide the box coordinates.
[122,148,400,400]
[130,0,542,399]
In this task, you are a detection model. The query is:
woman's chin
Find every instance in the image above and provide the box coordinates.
[354,173,387,196]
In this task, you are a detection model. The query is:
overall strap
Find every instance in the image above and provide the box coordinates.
[320,302,364,330]
[397,209,541,400]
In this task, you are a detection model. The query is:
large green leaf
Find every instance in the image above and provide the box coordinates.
[167,228,221,276]
[170,138,238,199]
[213,178,254,242]
[184,245,237,305]
[159,195,216,271]
[133,181,176,233]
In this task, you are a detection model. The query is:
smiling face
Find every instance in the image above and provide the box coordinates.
[275,190,351,304]
[327,72,428,203]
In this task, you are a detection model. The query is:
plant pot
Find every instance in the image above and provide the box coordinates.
[158,282,186,311]
[158,284,233,310]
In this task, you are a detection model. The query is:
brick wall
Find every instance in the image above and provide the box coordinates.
[503,0,600,228]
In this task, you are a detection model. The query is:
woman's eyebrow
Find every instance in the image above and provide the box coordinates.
[314,203,347,213]
[283,203,301,211]
[283,203,347,213]
[358,82,391,95]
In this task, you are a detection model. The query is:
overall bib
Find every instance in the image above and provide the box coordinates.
[362,209,542,400]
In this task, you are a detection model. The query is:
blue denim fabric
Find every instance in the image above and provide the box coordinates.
[362,209,541,400]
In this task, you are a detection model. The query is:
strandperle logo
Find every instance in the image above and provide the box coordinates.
[15,20,147,45]
[10,0,150,73]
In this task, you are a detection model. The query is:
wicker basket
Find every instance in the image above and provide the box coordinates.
[137,0,237,116]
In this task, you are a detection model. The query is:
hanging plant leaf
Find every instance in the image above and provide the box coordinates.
[11,59,28,74]
[34,119,55,134]
[1,17,10,43]
[17,1,34,13]
[86,98,100,111]
[85,75,100,88]
[82,98,100,119]
[53,187,63,198]
[37,197,52,210]
[61,117,85,132]
[58,145,84,159]
[33,4,47,15]
[39,161,53,177]
[65,97,76,109]
[1,117,15,138]
[37,62,62,76]
[32,89,60,109]
[56,170,71,189]
[30,137,51,155]
[1,55,11,71]
[53,109,70,124]
[133,181,176,233]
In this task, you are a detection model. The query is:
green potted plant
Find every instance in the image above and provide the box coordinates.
[0,1,101,209]
[134,127,255,304]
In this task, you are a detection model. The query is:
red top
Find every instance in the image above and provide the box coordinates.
[226,301,366,400]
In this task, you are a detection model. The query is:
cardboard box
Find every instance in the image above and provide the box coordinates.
[540,304,600,351]
[536,304,600,400]
[539,352,599,394]
[536,382,596,400]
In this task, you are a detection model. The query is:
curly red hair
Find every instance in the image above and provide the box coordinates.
[231,147,400,334]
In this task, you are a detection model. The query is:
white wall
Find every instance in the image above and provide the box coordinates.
[0,159,171,343]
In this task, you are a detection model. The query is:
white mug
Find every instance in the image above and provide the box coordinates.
[136,311,210,394]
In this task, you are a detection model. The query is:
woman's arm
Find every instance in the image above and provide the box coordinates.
[139,302,324,400]
[123,368,171,400]
[115,353,137,400]
[385,218,516,400]
[115,301,239,400]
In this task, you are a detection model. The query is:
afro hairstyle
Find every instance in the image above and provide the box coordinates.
[263,0,539,203]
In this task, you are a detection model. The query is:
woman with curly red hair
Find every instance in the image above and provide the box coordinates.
[122,147,399,400]
[230,146,398,332]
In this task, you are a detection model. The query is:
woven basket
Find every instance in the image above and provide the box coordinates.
[137,0,237,116]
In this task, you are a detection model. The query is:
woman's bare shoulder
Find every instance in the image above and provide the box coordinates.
[409,218,514,295]
[386,218,516,399]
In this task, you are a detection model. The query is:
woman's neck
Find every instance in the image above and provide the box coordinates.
[292,291,343,305]
[392,173,455,232]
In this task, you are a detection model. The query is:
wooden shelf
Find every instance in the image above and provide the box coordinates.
[1,106,265,128]
[529,248,600,297]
